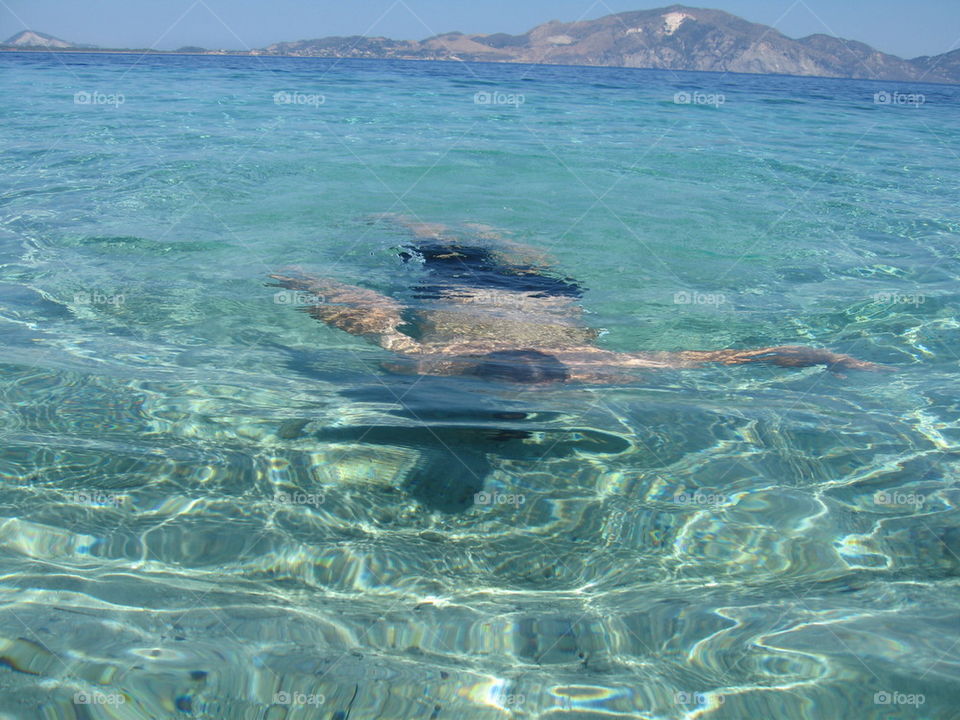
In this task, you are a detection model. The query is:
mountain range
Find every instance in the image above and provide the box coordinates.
[4,5,959,84]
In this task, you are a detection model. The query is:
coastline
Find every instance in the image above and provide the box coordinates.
[2,48,957,86]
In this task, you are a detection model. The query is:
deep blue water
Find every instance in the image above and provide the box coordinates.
[0,52,959,719]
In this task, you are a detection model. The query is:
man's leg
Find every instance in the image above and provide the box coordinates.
[269,269,421,354]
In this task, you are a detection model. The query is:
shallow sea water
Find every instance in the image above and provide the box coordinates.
[0,52,959,719]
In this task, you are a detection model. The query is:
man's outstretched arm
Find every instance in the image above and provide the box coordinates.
[612,345,892,373]
[269,270,422,354]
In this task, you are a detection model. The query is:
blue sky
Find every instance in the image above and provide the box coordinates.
[2,0,958,59]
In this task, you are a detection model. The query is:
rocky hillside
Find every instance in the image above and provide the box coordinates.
[255,4,959,83]
[2,30,92,49]
[911,47,960,82]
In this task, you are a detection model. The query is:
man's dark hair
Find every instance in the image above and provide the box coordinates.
[471,349,569,384]
[399,242,583,298]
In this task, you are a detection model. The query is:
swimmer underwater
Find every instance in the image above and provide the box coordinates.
[270,216,891,384]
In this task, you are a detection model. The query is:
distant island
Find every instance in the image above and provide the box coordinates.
[4,5,959,84]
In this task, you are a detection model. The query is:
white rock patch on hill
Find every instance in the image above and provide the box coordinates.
[661,11,694,35]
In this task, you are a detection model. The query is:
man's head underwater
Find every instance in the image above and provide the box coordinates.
[470,349,570,384]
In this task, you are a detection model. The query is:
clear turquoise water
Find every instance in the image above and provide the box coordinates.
[0,52,959,719]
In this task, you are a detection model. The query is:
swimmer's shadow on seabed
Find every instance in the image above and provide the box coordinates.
[279,378,631,514]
